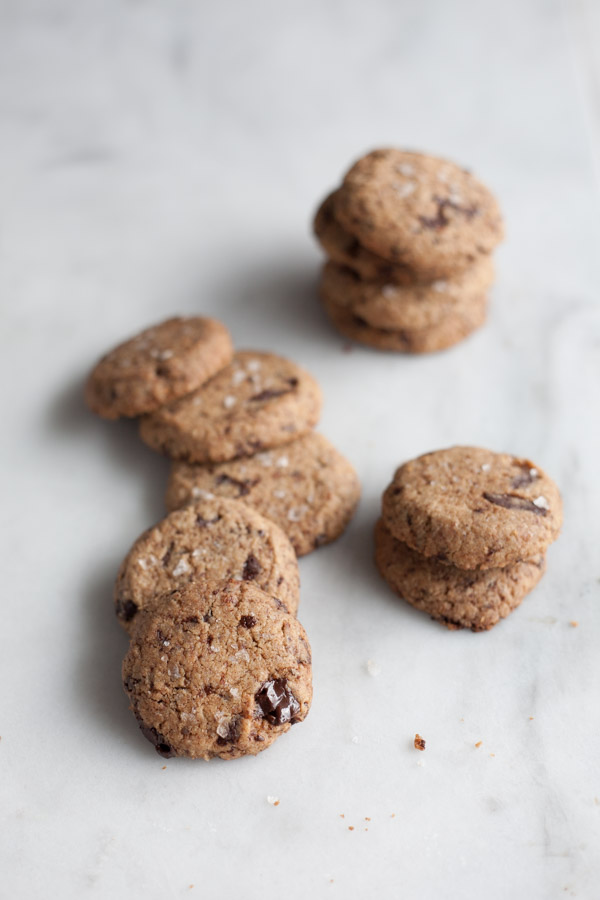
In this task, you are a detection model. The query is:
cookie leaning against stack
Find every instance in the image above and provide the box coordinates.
[313,149,504,353]
[376,447,562,631]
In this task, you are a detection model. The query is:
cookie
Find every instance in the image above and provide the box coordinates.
[114,496,300,631]
[85,316,234,419]
[375,519,546,632]
[382,447,562,570]
[320,256,494,332]
[139,351,322,463]
[122,581,312,760]
[165,432,361,556]
[321,278,487,353]
[313,191,418,284]
[334,149,503,278]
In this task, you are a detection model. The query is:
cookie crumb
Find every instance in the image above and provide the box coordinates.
[348,826,354,831]
[364,828,369,832]
[339,813,345,819]
[365,817,371,821]
[475,741,482,748]
[366,659,381,677]
[529,716,534,721]
[414,734,426,751]
[489,753,495,757]
[390,813,395,818]
[569,621,578,628]
[266,795,280,806]
[162,765,167,770]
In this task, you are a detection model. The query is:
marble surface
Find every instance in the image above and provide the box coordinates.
[2,1,600,897]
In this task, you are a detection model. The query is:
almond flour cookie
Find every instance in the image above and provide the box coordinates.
[122,581,312,760]
[313,191,418,284]
[320,256,494,332]
[114,496,300,630]
[139,351,322,463]
[321,280,487,354]
[85,317,233,419]
[382,447,562,570]
[374,519,546,632]
[165,432,361,556]
[335,149,503,278]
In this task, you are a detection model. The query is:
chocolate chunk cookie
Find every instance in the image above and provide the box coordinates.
[321,277,487,354]
[313,191,418,284]
[375,519,546,631]
[320,256,493,331]
[122,581,312,760]
[165,432,361,556]
[139,351,322,463]
[382,447,562,570]
[335,150,504,278]
[85,317,234,419]
[114,496,300,631]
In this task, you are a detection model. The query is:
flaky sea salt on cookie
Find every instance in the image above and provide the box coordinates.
[85,316,233,419]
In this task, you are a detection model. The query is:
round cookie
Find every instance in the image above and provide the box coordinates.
[139,351,322,463]
[313,191,418,284]
[382,447,562,570]
[374,519,546,632]
[321,278,487,354]
[123,581,312,760]
[165,432,361,556]
[320,256,494,331]
[114,496,300,631]
[85,317,234,419]
[335,149,504,278]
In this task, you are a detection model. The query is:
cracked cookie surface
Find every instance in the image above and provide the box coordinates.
[375,519,546,631]
[115,496,300,631]
[165,432,360,556]
[139,350,322,463]
[334,149,503,278]
[85,316,233,419]
[382,447,562,569]
[122,581,312,760]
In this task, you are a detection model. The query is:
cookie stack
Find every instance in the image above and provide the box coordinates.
[86,316,360,760]
[314,149,504,353]
[376,447,562,631]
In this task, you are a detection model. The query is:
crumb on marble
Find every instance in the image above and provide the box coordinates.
[267,795,280,806]
[475,741,482,748]
[414,733,426,751]
[348,826,354,831]
[569,621,579,627]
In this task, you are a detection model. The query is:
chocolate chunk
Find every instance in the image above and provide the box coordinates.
[239,614,257,628]
[250,379,298,403]
[419,196,478,230]
[117,598,138,623]
[216,715,242,746]
[162,542,174,567]
[242,554,262,580]
[483,492,547,516]
[137,719,176,758]
[511,465,539,490]
[184,615,200,624]
[255,678,300,725]
[123,675,138,693]
[214,473,259,497]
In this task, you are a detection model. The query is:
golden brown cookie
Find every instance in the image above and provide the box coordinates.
[122,581,312,760]
[335,149,504,278]
[85,317,234,419]
[139,351,322,463]
[382,447,562,570]
[320,256,493,331]
[114,496,300,631]
[313,191,418,284]
[321,275,487,353]
[165,432,361,556]
[374,519,546,632]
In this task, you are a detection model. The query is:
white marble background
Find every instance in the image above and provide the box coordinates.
[1,1,599,897]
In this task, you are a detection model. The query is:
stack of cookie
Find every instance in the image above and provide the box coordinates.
[86,315,360,759]
[314,149,504,353]
[376,447,562,631]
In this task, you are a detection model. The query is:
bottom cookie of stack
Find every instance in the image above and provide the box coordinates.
[319,260,490,354]
[374,519,546,632]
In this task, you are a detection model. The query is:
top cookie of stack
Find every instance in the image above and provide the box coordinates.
[314,149,504,353]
